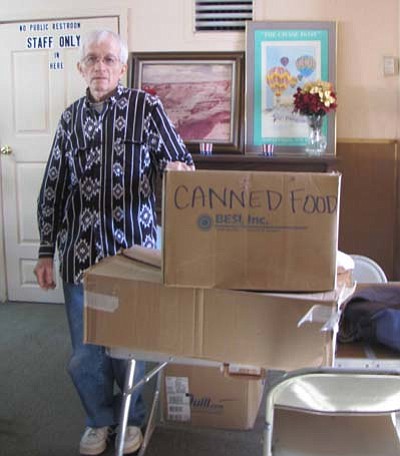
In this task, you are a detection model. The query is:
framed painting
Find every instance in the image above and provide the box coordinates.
[129,51,245,154]
[246,21,337,155]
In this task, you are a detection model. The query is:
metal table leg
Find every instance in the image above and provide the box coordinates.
[116,358,136,456]
[263,388,275,456]
[138,367,163,456]
[115,360,169,456]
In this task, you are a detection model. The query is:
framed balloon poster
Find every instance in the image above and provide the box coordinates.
[245,21,337,155]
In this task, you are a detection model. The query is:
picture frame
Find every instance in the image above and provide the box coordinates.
[245,21,337,156]
[128,51,245,154]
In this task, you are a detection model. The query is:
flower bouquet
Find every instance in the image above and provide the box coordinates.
[293,80,337,116]
[293,80,337,155]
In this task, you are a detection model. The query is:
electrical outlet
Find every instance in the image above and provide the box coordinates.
[383,56,399,76]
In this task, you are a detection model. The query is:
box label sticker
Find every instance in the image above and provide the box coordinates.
[165,376,191,421]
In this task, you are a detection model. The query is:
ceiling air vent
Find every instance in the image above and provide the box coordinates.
[195,0,253,32]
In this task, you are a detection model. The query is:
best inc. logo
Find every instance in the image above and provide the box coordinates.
[197,214,213,231]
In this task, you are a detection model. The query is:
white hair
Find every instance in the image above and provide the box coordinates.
[79,30,128,64]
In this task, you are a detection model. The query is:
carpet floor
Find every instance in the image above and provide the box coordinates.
[0,302,267,456]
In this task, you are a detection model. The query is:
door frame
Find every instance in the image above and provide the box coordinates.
[0,168,5,302]
[0,8,128,303]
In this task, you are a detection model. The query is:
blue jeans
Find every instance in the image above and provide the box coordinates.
[63,282,146,428]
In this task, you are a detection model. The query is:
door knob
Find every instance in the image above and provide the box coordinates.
[1,145,12,155]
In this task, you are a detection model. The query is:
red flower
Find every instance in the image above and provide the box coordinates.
[142,85,157,96]
[293,81,337,116]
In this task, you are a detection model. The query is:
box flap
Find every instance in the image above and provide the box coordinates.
[83,252,161,284]
[264,283,356,307]
[122,245,162,269]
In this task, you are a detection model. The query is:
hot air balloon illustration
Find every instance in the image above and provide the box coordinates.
[280,56,289,67]
[295,55,316,79]
[266,66,292,99]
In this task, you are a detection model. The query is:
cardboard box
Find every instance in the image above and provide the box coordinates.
[84,247,354,370]
[162,170,341,292]
[162,364,264,430]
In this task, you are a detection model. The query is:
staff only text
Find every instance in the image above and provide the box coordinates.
[26,34,81,49]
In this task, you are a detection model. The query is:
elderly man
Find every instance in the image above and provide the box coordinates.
[34,30,194,455]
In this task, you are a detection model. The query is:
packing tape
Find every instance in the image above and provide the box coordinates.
[85,290,119,312]
[297,304,339,331]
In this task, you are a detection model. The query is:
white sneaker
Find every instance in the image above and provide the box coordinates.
[80,426,110,455]
[120,426,143,454]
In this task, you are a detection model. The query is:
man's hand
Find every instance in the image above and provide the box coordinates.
[165,161,195,172]
[34,257,56,290]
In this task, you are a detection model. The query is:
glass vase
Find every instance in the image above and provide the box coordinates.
[305,114,327,156]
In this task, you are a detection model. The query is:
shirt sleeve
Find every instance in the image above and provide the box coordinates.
[37,118,69,258]
[147,95,194,170]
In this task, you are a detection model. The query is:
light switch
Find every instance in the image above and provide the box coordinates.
[383,56,399,76]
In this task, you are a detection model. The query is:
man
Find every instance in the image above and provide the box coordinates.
[34,29,194,455]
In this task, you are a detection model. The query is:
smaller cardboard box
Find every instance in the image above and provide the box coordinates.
[84,247,354,370]
[162,170,341,292]
[162,364,264,430]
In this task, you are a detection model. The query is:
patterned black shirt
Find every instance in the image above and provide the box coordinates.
[37,84,193,284]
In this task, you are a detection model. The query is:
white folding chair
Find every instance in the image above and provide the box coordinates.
[264,367,400,456]
[350,254,388,283]
[264,256,396,455]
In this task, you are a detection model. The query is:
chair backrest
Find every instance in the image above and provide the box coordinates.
[350,254,388,284]
[268,368,400,415]
[156,225,162,250]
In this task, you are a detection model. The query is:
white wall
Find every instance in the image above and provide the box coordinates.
[130,0,400,140]
[1,0,399,139]
[260,0,400,140]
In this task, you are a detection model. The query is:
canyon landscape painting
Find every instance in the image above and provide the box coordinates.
[130,52,244,153]
[140,62,234,143]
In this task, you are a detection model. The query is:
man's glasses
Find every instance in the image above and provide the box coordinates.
[82,54,120,67]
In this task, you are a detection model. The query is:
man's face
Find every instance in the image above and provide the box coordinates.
[77,38,127,102]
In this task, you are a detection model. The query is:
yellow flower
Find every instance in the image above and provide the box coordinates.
[293,79,337,115]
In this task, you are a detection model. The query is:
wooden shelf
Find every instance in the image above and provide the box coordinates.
[193,153,338,172]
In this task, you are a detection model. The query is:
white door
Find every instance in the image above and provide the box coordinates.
[0,16,120,302]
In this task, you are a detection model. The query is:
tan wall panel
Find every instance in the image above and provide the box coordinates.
[337,141,398,279]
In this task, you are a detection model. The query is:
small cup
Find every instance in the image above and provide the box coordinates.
[199,142,213,156]
[262,144,275,157]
